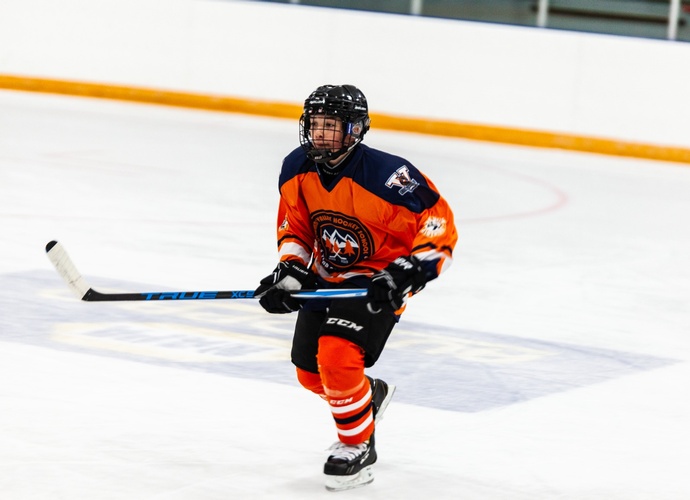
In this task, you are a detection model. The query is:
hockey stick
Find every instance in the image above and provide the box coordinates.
[45,240,366,302]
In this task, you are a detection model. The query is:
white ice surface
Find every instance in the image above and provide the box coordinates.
[1,90,690,499]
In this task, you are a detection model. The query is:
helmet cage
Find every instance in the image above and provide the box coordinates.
[299,85,370,163]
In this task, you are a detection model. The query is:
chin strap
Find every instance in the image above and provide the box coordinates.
[309,135,361,164]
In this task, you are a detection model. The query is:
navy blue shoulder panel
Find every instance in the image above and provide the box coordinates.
[349,144,439,213]
[279,147,314,190]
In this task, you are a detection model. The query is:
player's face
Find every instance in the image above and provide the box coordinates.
[309,115,346,151]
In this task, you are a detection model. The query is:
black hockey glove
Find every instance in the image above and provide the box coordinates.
[367,255,428,314]
[254,261,316,314]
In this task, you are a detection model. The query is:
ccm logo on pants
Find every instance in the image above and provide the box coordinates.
[326,318,364,332]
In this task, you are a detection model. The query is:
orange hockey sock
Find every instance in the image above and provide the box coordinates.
[296,367,326,399]
[317,335,374,445]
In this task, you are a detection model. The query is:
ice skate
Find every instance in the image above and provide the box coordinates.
[324,434,377,492]
[367,376,395,424]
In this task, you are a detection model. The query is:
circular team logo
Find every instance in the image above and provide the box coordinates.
[421,216,447,237]
[311,210,374,271]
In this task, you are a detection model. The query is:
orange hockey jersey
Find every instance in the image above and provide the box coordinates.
[276,144,457,288]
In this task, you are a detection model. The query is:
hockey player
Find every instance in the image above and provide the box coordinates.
[254,84,457,491]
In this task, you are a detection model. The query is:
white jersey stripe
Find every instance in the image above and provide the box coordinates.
[278,242,311,263]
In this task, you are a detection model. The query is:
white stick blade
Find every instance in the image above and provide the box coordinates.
[45,240,91,299]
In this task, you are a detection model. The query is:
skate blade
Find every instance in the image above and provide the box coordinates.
[324,466,374,492]
[374,384,396,425]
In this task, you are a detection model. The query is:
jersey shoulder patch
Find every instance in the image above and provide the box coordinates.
[352,145,440,213]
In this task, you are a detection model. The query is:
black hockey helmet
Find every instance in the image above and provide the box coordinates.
[299,84,371,163]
